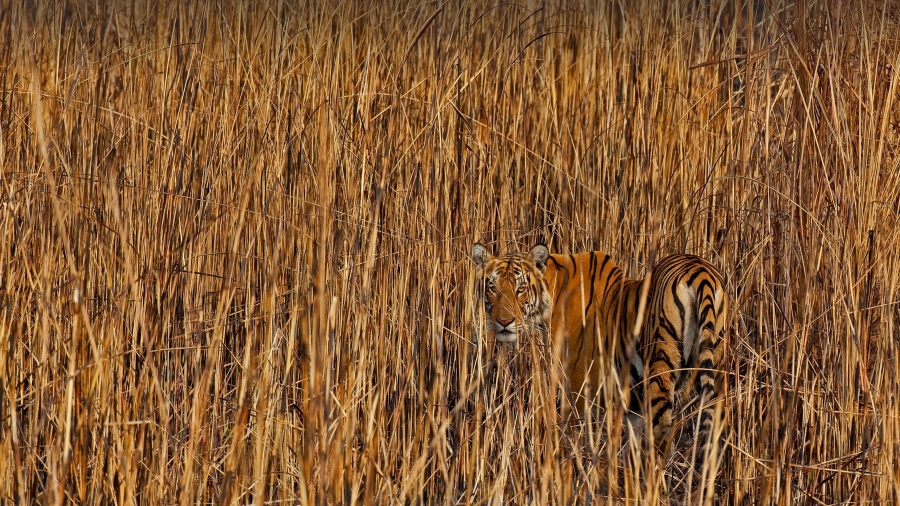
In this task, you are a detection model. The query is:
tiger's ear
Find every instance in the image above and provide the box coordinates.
[472,242,493,268]
[528,244,550,272]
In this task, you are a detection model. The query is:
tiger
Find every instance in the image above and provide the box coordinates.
[471,242,728,458]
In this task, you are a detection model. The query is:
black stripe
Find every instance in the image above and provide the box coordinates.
[600,271,625,306]
[600,253,611,269]
[699,358,714,370]
[574,328,586,366]
[658,316,679,340]
[695,278,714,297]
[650,349,677,371]
[584,252,599,315]
[652,401,672,426]
[699,304,715,324]
[633,285,641,313]
[570,254,577,275]
[597,254,611,294]
[674,368,688,392]
[670,281,685,322]
[648,375,668,391]
[550,257,570,307]
[630,364,643,384]
[651,395,670,408]
[687,267,706,285]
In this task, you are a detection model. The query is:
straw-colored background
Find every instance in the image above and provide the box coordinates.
[1,1,898,504]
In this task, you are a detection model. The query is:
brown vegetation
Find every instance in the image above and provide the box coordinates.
[1,1,898,504]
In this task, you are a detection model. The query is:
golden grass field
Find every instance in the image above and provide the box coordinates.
[1,0,899,504]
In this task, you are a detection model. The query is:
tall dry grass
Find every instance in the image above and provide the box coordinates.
[0,0,898,504]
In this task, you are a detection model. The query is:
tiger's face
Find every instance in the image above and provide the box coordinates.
[472,243,552,342]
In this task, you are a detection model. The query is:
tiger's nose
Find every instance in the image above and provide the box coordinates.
[497,318,514,327]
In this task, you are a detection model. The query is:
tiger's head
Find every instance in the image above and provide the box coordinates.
[472,242,552,342]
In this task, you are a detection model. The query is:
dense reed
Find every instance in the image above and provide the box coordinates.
[1,0,898,504]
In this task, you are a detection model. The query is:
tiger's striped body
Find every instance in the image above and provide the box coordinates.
[472,244,728,454]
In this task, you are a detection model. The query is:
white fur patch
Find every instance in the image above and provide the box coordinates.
[679,283,698,364]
